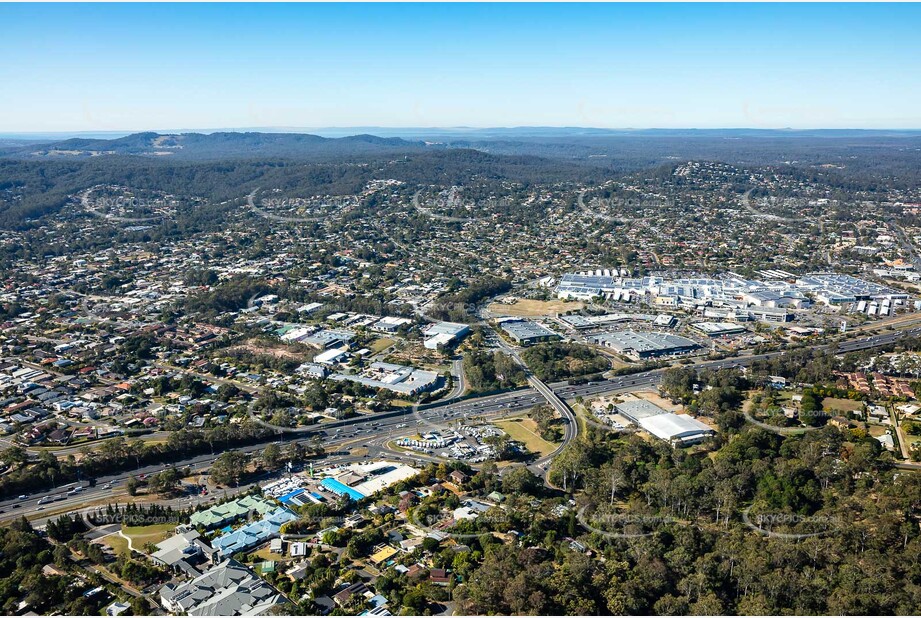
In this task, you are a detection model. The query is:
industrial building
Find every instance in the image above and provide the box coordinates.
[423,321,471,350]
[372,316,412,333]
[615,400,672,422]
[638,414,715,447]
[314,347,349,365]
[301,328,355,349]
[590,330,700,360]
[329,362,439,395]
[499,319,561,345]
[615,400,714,446]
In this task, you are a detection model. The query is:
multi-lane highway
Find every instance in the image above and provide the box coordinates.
[2,327,917,522]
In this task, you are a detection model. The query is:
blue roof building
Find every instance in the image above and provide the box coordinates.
[213,507,298,557]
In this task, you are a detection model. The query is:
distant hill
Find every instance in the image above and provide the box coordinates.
[3,131,432,160]
[6,128,921,172]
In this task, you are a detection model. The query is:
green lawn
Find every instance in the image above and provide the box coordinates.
[122,523,175,550]
[102,534,130,556]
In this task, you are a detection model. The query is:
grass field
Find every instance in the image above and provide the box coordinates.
[822,397,864,413]
[122,523,175,550]
[102,534,130,556]
[369,337,397,354]
[495,417,559,456]
[488,299,584,317]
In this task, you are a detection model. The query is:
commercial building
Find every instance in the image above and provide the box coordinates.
[691,322,747,337]
[320,478,366,501]
[748,307,794,323]
[795,273,906,303]
[499,319,560,345]
[555,270,904,315]
[590,330,700,360]
[654,314,678,328]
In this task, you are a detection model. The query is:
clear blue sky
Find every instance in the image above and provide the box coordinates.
[1,2,919,132]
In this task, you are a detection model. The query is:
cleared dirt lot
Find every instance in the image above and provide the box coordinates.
[488,299,584,317]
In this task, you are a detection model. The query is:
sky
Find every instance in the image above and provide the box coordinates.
[1,2,919,133]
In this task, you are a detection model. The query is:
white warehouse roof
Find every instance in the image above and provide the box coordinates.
[638,413,714,446]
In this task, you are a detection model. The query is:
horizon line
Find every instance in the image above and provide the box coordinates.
[3,126,921,140]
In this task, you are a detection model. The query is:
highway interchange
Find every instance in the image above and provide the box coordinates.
[2,326,919,525]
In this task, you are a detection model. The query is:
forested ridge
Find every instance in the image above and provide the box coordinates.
[455,396,921,615]
[0,148,601,228]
